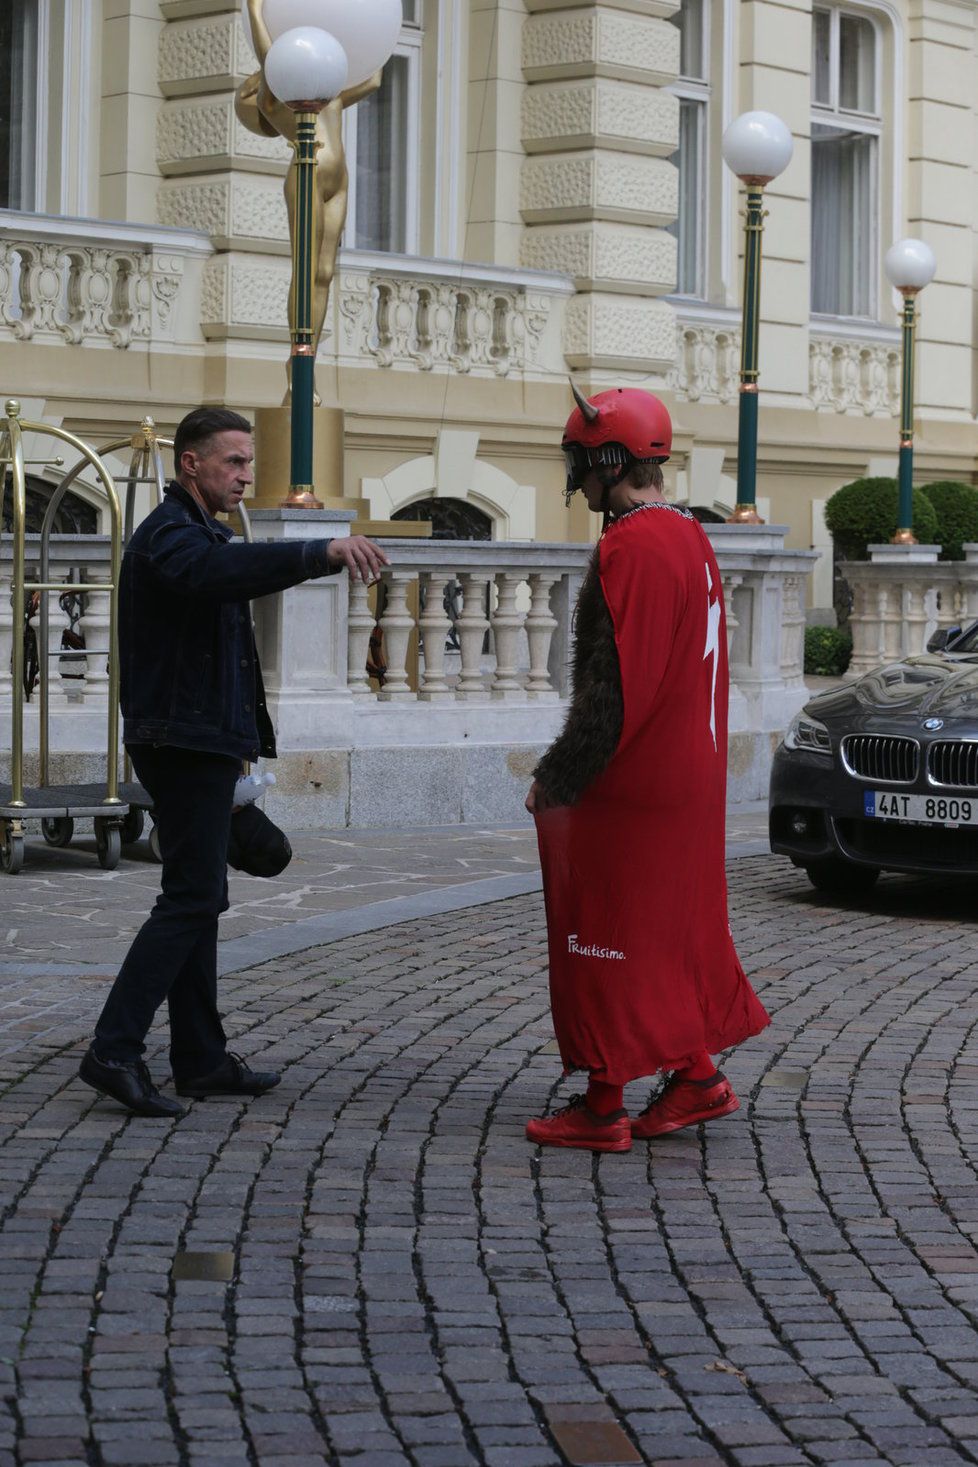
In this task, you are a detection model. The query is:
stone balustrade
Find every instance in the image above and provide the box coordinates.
[332,252,573,378]
[0,212,212,350]
[667,306,901,420]
[345,539,589,704]
[3,518,817,820]
[841,546,978,677]
[809,322,900,417]
[0,216,572,376]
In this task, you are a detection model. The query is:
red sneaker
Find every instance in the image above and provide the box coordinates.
[525,1095,632,1152]
[631,1072,739,1139]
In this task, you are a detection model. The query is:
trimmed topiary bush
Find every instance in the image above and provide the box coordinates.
[823,476,940,560]
[804,626,852,678]
[917,480,978,561]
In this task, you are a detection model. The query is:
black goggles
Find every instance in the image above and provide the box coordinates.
[562,442,646,504]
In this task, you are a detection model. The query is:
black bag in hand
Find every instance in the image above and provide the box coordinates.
[228,804,292,877]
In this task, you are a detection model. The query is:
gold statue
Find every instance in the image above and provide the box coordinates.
[235,0,381,403]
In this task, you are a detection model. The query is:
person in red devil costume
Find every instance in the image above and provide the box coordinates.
[524,385,770,1152]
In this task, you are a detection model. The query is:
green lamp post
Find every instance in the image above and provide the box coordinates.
[261,25,350,506]
[883,237,937,544]
[720,110,794,525]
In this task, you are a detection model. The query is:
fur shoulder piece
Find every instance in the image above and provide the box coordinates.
[533,547,623,806]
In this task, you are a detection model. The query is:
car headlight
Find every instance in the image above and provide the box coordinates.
[783,712,831,754]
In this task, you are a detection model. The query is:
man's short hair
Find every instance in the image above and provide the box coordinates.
[173,407,252,469]
[627,460,665,492]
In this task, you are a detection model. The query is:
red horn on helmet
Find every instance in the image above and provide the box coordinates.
[570,380,599,423]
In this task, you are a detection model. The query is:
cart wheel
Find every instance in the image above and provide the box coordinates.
[148,823,162,863]
[95,820,122,871]
[0,827,24,875]
[120,808,145,845]
[41,816,74,848]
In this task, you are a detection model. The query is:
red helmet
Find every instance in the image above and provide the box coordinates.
[561,385,672,504]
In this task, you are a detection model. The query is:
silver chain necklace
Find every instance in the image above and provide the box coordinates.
[608,501,695,528]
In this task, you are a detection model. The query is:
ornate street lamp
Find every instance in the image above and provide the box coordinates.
[240,0,402,507]
[884,237,937,545]
[720,111,794,525]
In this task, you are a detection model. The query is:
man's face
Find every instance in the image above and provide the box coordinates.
[580,469,608,515]
[180,430,254,517]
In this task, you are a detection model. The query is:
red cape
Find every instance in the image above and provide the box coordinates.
[535,507,769,1085]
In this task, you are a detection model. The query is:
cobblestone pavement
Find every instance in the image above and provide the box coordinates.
[8,854,978,1466]
[0,807,769,979]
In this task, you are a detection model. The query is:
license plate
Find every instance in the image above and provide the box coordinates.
[864,791,978,825]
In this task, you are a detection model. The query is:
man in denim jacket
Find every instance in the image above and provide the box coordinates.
[79,407,387,1117]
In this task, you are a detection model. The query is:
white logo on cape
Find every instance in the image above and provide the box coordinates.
[567,934,626,960]
[703,562,721,751]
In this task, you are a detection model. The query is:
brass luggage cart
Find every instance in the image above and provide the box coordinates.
[32,417,253,863]
[1,400,127,873]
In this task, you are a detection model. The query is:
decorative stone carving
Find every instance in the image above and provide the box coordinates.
[522,79,678,155]
[157,99,289,173]
[200,254,291,338]
[668,320,742,404]
[521,222,675,292]
[158,16,254,96]
[523,11,679,84]
[159,177,289,246]
[809,334,900,417]
[335,267,552,376]
[520,152,677,224]
[0,237,187,350]
[563,293,675,371]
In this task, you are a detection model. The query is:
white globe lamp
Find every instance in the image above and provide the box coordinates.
[721,110,794,185]
[264,26,348,104]
[260,0,402,88]
[885,238,937,295]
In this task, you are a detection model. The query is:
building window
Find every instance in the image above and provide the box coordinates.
[811,6,880,319]
[668,0,709,299]
[346,2,422,254]
[0,0,39,211]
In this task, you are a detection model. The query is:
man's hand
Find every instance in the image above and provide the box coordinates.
[326,536,390,584]
[525,779,551,815]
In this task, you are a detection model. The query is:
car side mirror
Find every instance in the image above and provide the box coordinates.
[927,626,961,653]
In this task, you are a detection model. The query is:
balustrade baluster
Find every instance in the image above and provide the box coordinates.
[417,570,454,702]
[377,570,416,701]
[490,571,527,699]
[347,578,374,696]
[778,574,805,684]
[455,573,491,698]
[78,575,110,702]
[720,573,743,658]
[524,572,559,700]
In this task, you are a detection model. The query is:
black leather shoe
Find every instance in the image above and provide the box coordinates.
[175,1051,281,1098]
[79,1046,185,1119]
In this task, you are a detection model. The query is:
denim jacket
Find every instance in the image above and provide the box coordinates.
[120,481,332,761]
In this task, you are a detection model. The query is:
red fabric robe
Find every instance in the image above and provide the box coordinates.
[534,504,769,1085]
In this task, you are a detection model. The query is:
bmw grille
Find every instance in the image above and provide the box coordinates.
[841,735,919,784]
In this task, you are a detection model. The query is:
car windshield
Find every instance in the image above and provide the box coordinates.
[949,622,978,654]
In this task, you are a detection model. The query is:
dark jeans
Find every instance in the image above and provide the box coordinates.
[94,744,239,1080]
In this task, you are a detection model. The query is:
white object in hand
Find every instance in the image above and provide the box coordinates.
[234,770,277,806]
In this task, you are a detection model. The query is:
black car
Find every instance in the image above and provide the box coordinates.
[770,621,978,892]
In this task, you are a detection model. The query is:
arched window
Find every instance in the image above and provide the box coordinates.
[392,496,492,540]
[1,473,98,535]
